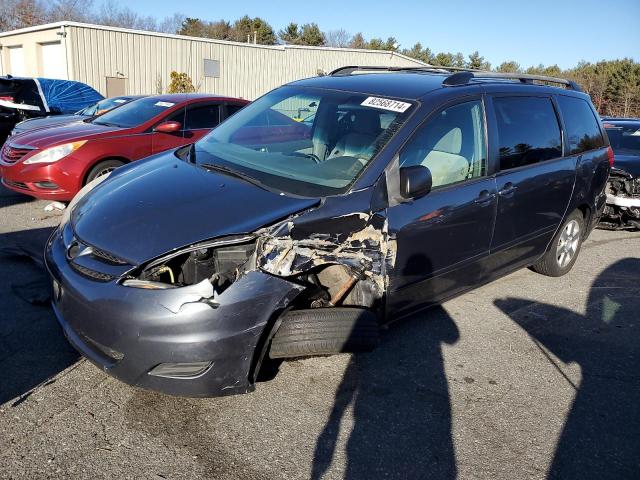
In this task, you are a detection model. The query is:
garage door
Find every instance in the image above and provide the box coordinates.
[41,42,66,79]
[8,46,25,77]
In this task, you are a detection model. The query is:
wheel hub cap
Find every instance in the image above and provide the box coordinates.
[556,219,580,268]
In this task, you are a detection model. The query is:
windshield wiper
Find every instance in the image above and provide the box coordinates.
[199,162,269,191]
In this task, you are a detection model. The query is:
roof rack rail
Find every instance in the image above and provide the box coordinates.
[329,65,450,76]
[328,65,582,91]
[442,71,582,91]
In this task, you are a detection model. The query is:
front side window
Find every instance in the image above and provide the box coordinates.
[195,86,415,196]
[557,96,605,154]
[91,97,178,128]
[494,96,562,170]
[399,100,487,189]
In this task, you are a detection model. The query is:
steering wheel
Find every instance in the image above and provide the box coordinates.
[305,153,322,164]
[291,151,322,164]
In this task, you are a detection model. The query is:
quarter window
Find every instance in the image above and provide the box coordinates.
[399,100,487,189]
[557,96,605,154]
[494,97,562,170]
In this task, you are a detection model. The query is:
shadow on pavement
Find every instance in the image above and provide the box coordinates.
[0,227,79,405]
[0,185,34,209]
[495,258,640,479]
[312,306,459,479]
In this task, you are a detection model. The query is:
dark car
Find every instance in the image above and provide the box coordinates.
[45,67,611,397]
[0,94,249,201]
[10,95,145,136]
[599,118,640,230]
[0,76,103,144]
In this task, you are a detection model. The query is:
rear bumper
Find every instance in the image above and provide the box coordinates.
[45,225,303,397]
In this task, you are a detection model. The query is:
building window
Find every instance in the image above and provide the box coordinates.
[204,59,220,78]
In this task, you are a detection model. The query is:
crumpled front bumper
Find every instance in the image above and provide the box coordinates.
[606,193,640,208]
[44,226,304,397]
[600,169,640,230]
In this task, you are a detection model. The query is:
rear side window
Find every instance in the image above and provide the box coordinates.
[557,96,605,154]
[184,104,220,129]
[494,96,562,170]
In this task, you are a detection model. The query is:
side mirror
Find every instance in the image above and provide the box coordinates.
[154,121,182,133]
[399,165,432,199]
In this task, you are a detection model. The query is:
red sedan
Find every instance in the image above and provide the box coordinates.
[0,93,248,201]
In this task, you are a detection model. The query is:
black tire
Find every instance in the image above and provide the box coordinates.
[85,159,124,185]
[269,308,379,359]
[530,209,585,277]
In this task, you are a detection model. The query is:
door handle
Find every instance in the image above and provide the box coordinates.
[474,189,496,204]
[498,182,518,197]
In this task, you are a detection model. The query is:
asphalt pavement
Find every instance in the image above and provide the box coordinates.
[0,184,638,480]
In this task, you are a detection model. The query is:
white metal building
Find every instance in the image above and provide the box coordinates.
[0,22,426,100]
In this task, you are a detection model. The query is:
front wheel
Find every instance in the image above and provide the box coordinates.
[530,210,585,277]
[85,159,124,185]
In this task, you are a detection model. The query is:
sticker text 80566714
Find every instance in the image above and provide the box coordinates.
[360,96,412,113]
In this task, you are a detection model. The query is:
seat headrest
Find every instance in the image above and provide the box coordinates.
[351,109,381,135]
[433,127,462,155]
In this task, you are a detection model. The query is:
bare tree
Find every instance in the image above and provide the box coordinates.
[325,29,350,48]
[156,13,185,34]
[0,0,47,30]
[47,0,94,23]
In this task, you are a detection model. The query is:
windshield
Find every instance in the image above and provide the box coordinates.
[606,123,640,156]
[91,96,175,128]
[194,86,414,197]
[78,96,131,116]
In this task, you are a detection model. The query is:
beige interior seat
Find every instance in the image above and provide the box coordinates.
[420,127,470,186]
[328,110,380,161]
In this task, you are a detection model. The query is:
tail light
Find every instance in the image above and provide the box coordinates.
[606,146,615,167]
[0,96,14,102]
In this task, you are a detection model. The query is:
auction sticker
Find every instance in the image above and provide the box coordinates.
[155,101,175,108]
[361,96,411,113]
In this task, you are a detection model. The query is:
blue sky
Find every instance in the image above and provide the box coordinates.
[123,0,639,69]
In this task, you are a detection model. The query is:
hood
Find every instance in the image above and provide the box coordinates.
[9,121,125,149]
[71,153,320,265]
[612,154,640,177]
[13,114,86,134]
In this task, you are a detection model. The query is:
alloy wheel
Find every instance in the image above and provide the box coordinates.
[556,219,580,268]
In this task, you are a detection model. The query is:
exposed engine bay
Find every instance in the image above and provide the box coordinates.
[600,170,640,230]
[122,212,391,313]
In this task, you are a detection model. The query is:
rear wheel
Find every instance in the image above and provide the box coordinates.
[85,159,124,185]
[530,209,584,277]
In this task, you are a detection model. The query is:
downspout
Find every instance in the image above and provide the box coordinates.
[60,24,70,80]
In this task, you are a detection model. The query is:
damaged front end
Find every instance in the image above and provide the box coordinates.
[46,223,308,397]
[122,235,258,298]
[600,169,640,230]
[126,205,395,314]
[47,196,393,397]
[256,211,394,311]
